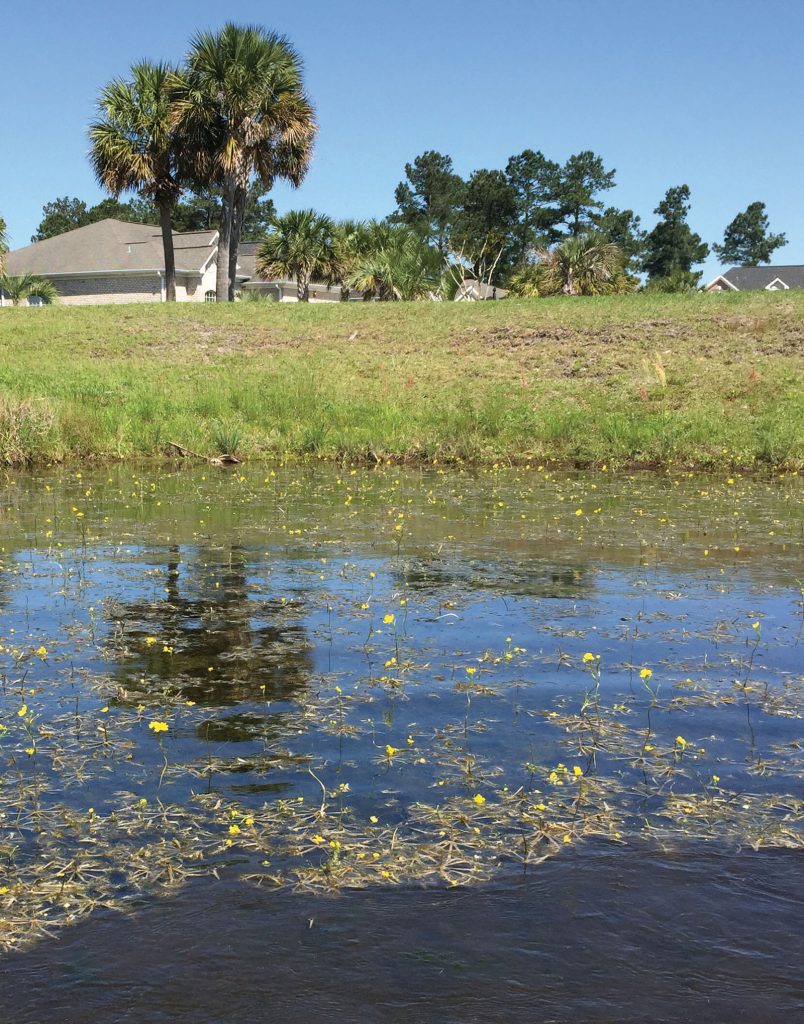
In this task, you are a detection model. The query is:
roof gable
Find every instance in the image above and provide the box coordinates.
[716,265,804,290]
[5,219,218,277]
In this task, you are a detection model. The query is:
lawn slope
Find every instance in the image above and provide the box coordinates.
[0,291,801,468]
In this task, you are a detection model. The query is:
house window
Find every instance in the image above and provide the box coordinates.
[204,291,216,303]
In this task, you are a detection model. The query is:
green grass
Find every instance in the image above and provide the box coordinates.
[0,290,802,468]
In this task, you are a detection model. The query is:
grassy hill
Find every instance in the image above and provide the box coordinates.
[0,291,801,468]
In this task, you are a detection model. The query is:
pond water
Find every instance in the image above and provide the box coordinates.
[0,464,801,1023]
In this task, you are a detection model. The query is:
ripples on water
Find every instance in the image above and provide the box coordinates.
[0,465,801,1022]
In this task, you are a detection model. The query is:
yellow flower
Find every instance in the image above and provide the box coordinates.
[312,835,325,845]
[17,705,27,717]
[563,835,572,844]
[244,817,254,827]
[383,614,395,625]
[534,803,546,812]
[369,815,379,824]
[145,636,157,646]
[582,653,596,663]
[138,798,148,808]
[25,747,35,756]
[100,706,109,713]
[228,824,241,836]
[148,721,169,734]
[572,766,583,777]
[711,775,720,785]
[385,744,399,758]
[675,735,687,749]
[35,646,48,660]
[472,794,486,806]
[465,666,476,676]
[0,886,8,895]
[640,668,653,681]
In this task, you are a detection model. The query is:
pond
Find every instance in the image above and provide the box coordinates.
[0,464,801,1023]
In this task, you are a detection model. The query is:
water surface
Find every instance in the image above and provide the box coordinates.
[0,464,801,1022]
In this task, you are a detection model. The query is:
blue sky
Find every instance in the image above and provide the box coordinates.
[1,0,798,279]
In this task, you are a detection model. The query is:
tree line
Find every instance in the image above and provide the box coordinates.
[0,22,790,302]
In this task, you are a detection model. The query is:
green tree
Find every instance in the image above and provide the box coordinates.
[0,274,59,305]
[344,221,441,301]
[592,206,646,273]
[255,209,341,301]
[536,233,630,296]
[452,169,518,282]
[393,151,464,252]
[170,180,275,236]
[89,61,185,301]
[505,149,562,261]
[178,23,316,301]
[642,185,709,285]
[31,196,157,241]
[712,201,786,266]
[553,151,616,236]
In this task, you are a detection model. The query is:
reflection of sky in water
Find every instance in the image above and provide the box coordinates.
[1,463,800,820]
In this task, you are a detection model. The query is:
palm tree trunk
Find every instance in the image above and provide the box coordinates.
[227,183,247,301]
[158,198,176,302]
[216,175,236,302]
[298,271,310,302]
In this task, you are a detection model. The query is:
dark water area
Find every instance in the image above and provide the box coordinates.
[1,848,801,1024]
[0,465,801,1022]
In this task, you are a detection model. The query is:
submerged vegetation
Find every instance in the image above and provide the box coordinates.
[0,464,800,952]
[0,291,802,469]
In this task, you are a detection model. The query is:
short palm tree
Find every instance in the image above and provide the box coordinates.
[89,62,184,301]
[0,274,58,306]
[256,210,340,300]
[178,24,316,301]
[346,222,441,301]
[536,234,627,296]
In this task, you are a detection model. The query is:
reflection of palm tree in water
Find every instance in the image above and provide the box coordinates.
[111,544,314,708]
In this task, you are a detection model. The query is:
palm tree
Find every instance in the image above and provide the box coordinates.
[256,210,341,301]
[178,23,316,301]
[89,62,184,301]
[536,234,629,296]
[345,222,441,301]
[0,274,58,305]
[0,215,7,275]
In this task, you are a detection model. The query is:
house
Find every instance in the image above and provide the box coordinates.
[704,265,804,292]
[0,219,348,305]
[454,279,509,301]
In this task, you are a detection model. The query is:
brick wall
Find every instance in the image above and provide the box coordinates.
[54,275,162,305]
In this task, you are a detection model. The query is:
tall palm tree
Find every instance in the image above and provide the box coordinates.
[0,274,58,306]
[0,215,8,274]
[256,210,340,301]
[536,234,628,296]
[89,62,184,302]
[177,23,316,301]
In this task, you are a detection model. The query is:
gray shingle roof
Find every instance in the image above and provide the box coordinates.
[719,265,804,290]
[4,219,218,277]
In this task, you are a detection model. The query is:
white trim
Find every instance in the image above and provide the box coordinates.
[704,274,739,292]
[765,277,789,290]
